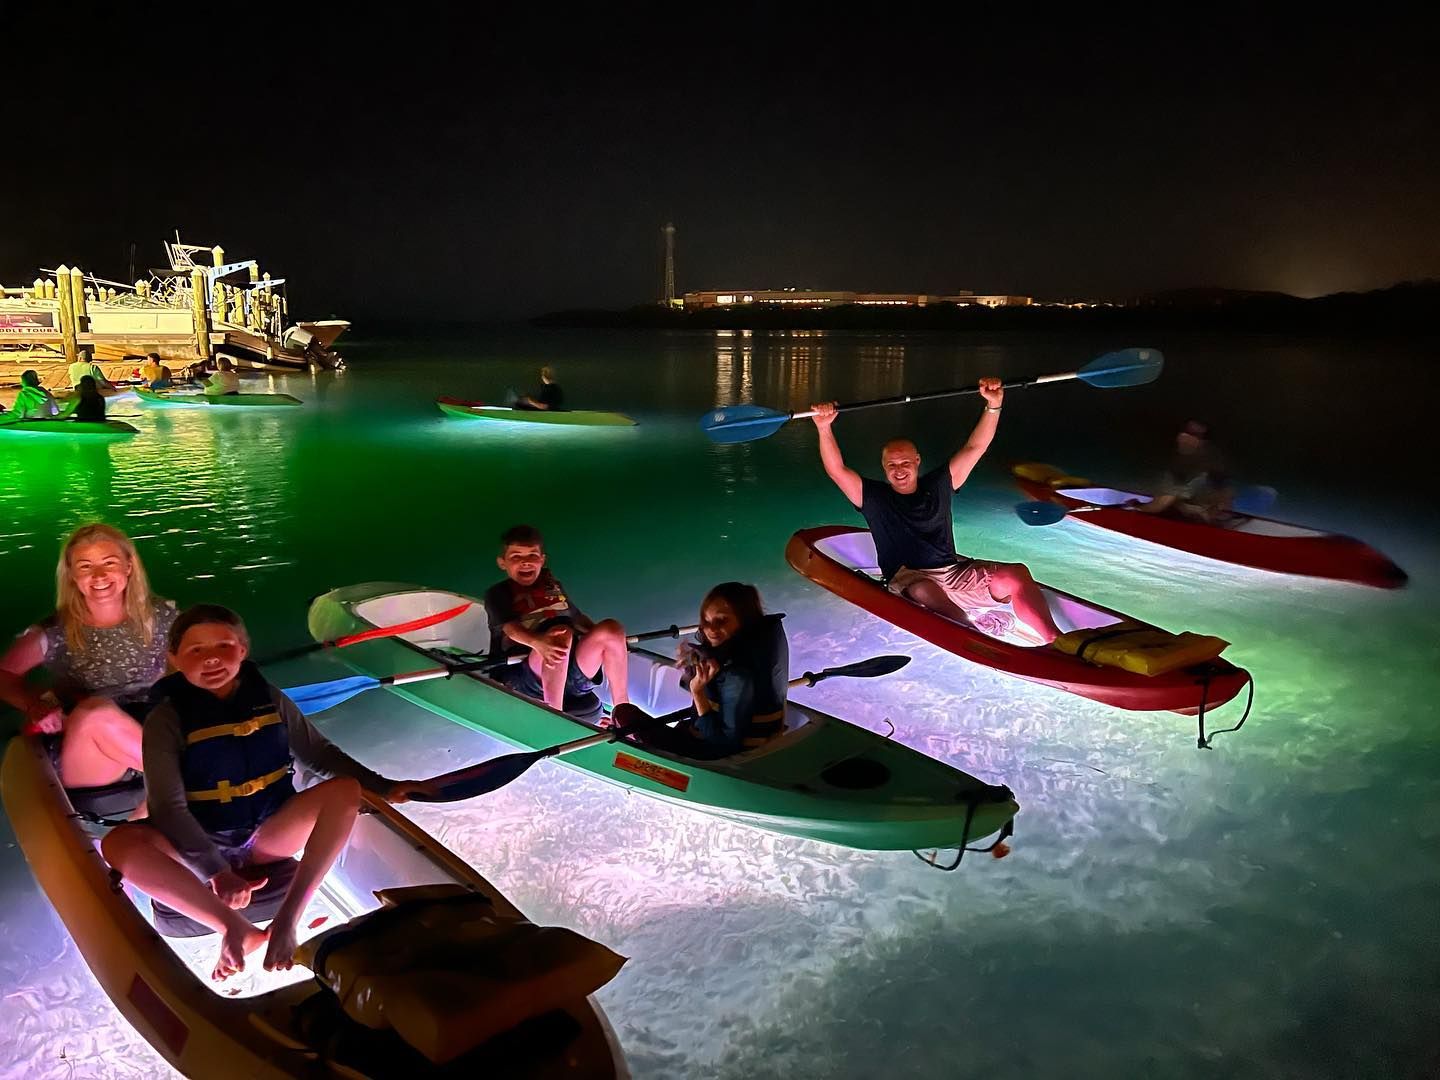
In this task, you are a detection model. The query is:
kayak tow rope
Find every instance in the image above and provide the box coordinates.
[1195,669,1256,750]
[913,793,1015,872]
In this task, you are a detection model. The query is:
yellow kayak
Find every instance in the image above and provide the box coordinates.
[1,737,629,1079]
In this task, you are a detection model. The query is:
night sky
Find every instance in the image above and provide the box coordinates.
[3,9,1435,319]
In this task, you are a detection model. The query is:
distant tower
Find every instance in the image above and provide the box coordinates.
[660,222,677,306]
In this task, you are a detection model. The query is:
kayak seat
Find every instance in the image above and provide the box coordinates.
[149,857,300,938]
[66,775,146,824]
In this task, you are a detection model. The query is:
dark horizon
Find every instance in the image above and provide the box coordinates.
[3,10,1435,321]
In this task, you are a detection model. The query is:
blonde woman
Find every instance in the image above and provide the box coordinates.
[0,523,176,788]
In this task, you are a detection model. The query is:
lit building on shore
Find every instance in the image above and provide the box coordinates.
[682,289,1033,310]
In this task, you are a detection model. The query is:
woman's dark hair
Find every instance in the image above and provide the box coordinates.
[77,375,99,395]
[699,582,765,629]
[169,603,250,652]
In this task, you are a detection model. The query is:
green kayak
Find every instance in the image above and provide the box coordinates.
[308,583,1017,854]
[136,388,302,407]
[436,398,636,427]
[0,416,138,438]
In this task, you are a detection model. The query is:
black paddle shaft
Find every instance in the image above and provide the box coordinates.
[827,373,1052,418]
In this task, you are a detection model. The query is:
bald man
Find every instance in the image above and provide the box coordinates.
[810,377,1060,645]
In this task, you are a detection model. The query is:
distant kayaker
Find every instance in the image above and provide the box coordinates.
[100,604,431,981]
[633,582,788,759]
[71,375,108,421]
[809,378,1061,645]
[204,356,241,397]
[0,523,175,791]
[12,369,61,418]
[515,365,565,411]
[1126,420,1233,523]
[484,525,632,712]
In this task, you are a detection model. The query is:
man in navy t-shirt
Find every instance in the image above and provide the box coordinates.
[809,377,1060,645]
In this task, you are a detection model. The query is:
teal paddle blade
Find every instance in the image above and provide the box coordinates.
[700,404,792,444]
[1232,485,1278,515]
[1015,501,1070,526]
[285,675,381,715]
[1076,348,1164,389]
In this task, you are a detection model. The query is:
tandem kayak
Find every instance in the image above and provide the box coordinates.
[1013,462,1408,589]
[436,398,636,427]
[786,526,1252,736]
[136,388,303,407]
[308,583,1018,854]
[1,736,629,1079]
[0,415,138,438]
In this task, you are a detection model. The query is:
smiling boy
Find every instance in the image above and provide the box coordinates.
[101,605,428,981]
[483,525,631,712]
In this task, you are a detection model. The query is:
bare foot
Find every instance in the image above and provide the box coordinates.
[212,922,268,981]
[263,915,301,972]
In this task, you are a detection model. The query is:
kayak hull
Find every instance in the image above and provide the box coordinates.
[436,399,636,427]
[136,388,303,408]
[0,417,138,437]
[307,583,1018,852]
[786,526,1250,717]
[0,736,627,1079]
[1013,463,1407,589]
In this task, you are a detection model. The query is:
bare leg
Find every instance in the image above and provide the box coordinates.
[101,824,267,981]
[901,579,971,623]
[248,777,362,972]
[574,619,630,705]
[529,628,573,710]
[58,698,144,788]
[987,564,1061,644]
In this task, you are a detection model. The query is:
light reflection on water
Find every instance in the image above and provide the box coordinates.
[1,330,1437,1079]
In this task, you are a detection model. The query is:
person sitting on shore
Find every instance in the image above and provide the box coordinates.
[0,523,176,791]
[70,375,108,421]
[514,365,565,411]
[629,582,788,760]
[483,525,631,712]
[100,604,431,980]
[1127,420,1234,523]
[204,356,241,397]
[12,369,61,419]
[809,378,1061,645]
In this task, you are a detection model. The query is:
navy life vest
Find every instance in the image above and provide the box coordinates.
[153,661,295,833]
[682,613,789,747]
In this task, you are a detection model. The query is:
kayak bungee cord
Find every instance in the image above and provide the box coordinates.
[914,811,1015,872]
[1196,671,1256,749]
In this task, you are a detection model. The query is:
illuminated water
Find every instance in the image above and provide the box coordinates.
[1,330,1436,1078]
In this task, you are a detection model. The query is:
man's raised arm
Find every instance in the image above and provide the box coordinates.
[948,377,1005,489]
[810,402,864,508]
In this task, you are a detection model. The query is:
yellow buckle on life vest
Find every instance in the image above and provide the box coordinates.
[186,711,282,745]
[741,709,785,748]
[186,765,291,804]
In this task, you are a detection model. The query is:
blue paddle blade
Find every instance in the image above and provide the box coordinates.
[285,675,381,716]
[699,404,792,444]
[417,749,547,802]
[1077,348,1165,389]
[1232,485,1278,515]
[1015,500,1069,526]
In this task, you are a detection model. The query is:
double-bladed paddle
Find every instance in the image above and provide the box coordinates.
[699,348,1164,444]
[259,601,476,666]
[410,653,912,802]
[1015,485,1278,527]
[284,623,702,716]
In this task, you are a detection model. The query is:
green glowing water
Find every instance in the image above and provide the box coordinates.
[1,329,1436,1078]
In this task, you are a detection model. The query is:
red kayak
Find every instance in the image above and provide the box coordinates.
[786,526,1252,741]
[1013,463,1407,589]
